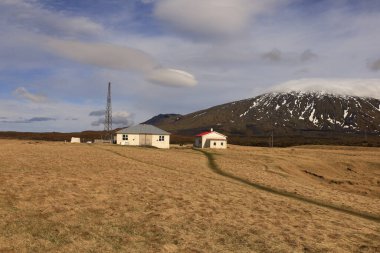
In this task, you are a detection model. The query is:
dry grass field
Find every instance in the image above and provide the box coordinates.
[0,139,379,252]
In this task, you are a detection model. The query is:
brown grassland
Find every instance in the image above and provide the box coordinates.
[0,139,379,252]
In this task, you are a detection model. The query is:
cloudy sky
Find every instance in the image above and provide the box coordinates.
[0,0,379,132]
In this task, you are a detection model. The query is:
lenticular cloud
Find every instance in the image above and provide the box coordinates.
[45,38,197,88]
[147,68,197,87]
[269,79,380,99]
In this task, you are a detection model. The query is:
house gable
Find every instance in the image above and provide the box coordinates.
[198,131,227,139]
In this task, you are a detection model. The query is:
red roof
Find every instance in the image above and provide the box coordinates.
[195,131,227,138]
[195,131,212,137]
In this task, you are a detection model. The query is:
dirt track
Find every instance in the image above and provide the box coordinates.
[195,148,380,223]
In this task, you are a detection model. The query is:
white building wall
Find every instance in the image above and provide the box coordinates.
[201,132,227,148]
[116,133,140,146]
[209,140,227,149]
[151,134,170,149]
[71,137,81,143]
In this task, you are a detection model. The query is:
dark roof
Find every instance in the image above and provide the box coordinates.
[116,124,170,135]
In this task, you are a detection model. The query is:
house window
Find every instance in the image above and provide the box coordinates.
[214,142,216,146]
[159,135,165,141]
[122,134,128,140]
[221,142,224,146]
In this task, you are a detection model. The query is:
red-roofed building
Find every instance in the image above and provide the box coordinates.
[194,128,227,149]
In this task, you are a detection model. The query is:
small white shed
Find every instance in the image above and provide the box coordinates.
[194,129,227,149]
[116,124,171,149]
[70,137,81,143]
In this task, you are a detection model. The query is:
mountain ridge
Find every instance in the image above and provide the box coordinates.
[143,91,380,139]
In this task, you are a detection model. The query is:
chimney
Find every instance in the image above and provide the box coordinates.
[211,128,213,132]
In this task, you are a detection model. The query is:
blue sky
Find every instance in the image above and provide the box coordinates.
[0,0,379,132]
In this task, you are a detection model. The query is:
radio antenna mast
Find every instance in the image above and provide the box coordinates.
[104,82,112,142]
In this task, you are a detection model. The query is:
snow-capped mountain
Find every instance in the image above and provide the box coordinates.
[144,91,380,137]
[238,92,380,134]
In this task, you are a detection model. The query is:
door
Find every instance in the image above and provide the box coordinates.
[140,134,152,146]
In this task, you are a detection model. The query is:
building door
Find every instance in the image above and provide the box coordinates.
[140,134,152,146]
[146,135,152,145]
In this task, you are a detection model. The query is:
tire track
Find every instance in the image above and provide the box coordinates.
[195,148,380,223]
[90,145,248,188]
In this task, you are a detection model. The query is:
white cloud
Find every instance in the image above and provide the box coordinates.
[91,111,133,127]
[13,87,48,103]
[113,111,134,126]
[269,78,380,99]
[45,38,157,72]
[146,68,197,87]
[154,0,285,38]
[44,38,198,87]
[0,0,103,37]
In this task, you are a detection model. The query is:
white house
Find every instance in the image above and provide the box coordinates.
[194,128,227,149]
[116,124,171,149]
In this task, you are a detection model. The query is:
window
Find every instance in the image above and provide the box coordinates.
[214,142,216,146]
[159,135,165,141]
[122,134,128,140]
[221,142,224,146]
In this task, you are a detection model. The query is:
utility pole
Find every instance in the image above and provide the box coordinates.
[270,130,274,148]
[104,82,112,142]
[271,130,273,148]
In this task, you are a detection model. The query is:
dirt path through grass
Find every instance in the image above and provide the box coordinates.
[91,145,246,188]
[195,148,380,223]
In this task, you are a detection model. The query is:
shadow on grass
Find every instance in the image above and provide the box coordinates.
[194,148,380,223]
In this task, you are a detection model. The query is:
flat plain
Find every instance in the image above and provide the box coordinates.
[0,139,379,252]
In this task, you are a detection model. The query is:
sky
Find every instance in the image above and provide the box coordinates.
[0,0,379,132]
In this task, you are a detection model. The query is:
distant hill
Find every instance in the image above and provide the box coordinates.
[143,114,182,125]
[0,130,108,142]
[143,91,380,146]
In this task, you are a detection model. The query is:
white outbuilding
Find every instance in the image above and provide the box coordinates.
[194,128,227,149]
[116,124,171,149]
[70,137,81,143]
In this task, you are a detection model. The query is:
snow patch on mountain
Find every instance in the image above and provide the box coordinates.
[269,79,380,99]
